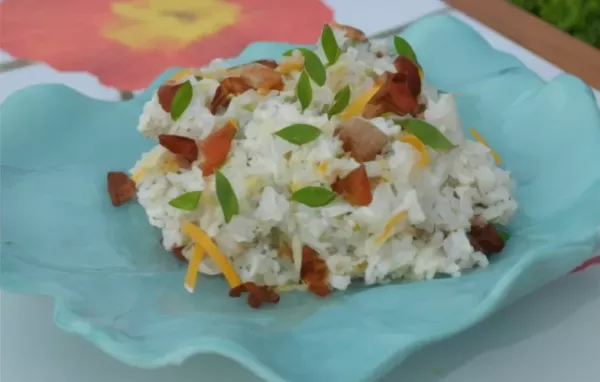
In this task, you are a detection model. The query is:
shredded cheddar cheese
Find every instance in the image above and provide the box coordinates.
[317,160,328,174]
[469,128,502,165]
[340,84,381,120]
[277,59,304,75]
[398,134,429,167]
[184,244,206,292]
[131,169,146,184]
[376,210,408,245]
[228,119,239,129]
[182,222,242,289]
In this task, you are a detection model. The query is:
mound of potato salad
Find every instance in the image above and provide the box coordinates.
[107,23,516,309]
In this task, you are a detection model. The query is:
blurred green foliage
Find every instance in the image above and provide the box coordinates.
[512,0,600,49]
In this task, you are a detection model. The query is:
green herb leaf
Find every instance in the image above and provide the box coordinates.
[298,48,327,86]
[168,191,202,211]
[498,230,510,242]
[194,75,203,81]
[296,71,312,112]
[282,49,296,57]
[393,36,418,64]
[321,24,341,66]
[399,119,456,150]
[170,80,193,121]
[215,170,239,223]
[275,123,322,145]
[327,85,351,119]
[292,186,337,207]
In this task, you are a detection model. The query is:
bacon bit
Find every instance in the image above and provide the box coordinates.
[229,282,280,309]
[158,135,199,165]
[157,81,182,113]
[107,171,136,206]
[226,63,284,91]
[253,59,279,70]
[171,246,187,262]
[363,63,422,118]
[468,222,505,255]
[393,56,422,99]
[331,165,373,206]
[198,121,237,176]
[300,246,331,297]
[335,117,389,162]
[330,22,367,41]
[159,237,188,262]
[210,77,252,114]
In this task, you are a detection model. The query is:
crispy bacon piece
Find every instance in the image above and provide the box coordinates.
[107,171,136,206]
[331,165,373,206]
[171,246,187,262]
[227,63,285,91]
[301,246,331,297]
[210,62,285,114]
[363,58,422,118]
[158,135,199,165]
[210,77,253,114]
[468,222,505,255]
[159,237,187,262]
[198,121,237,176]
[229,282,280,309]
[157,81,183,113]
[253,59,279,70]
[335,117,389,162]
[330,22,367,41]
[394,56,421,99]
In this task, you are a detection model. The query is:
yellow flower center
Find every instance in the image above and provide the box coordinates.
[101,0,241,51]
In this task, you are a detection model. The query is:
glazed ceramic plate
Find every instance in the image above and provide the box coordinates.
[2,15,600,382]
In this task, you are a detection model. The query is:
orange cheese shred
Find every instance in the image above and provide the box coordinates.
[469,128,502,165]
[376,210,408,245]
[398,134,429,167]
[182,222,242,289]
[340,84,382,120]
[184,243,206,293]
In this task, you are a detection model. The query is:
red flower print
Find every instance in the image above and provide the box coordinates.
[0,0,332,90]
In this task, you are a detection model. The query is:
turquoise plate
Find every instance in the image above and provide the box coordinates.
[2,15,600,382]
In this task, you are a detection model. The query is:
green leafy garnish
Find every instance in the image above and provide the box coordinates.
[194,75,203,81]
[498,230,510,242]
[321,24,341,66]
[296,71,312,112]
[398,119,456,150]
[215,170,239,223]
[292,186,337,207]
[297,48,327,86]
[275,123,322,145]
[168,191,202,211]
[170,80,193,121]
[327,85,351,119]
[282,49,296,57]
[393,36,418,64]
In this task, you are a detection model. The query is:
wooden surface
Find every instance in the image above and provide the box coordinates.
[445,0,600,89]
